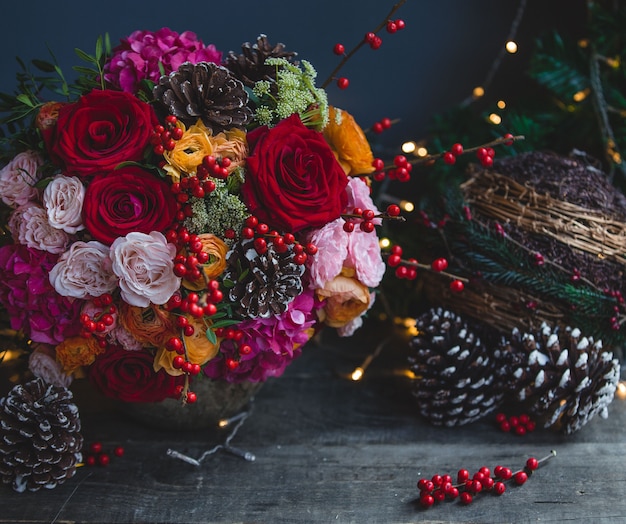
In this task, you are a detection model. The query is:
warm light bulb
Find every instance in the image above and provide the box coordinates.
[416,146,428,157]
[400,200,414,212]
[379,237,391,249]
[488,113,502,125]
[497,100,506,109]
[473,86,485,98]
[617,381,626,400]
[573,88,590,102]
[505,40,518,54]
[351,367,364,381]
[402,141,416,154]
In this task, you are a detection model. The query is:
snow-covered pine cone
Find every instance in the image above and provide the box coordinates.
[0,378,83,492]
[153,61,252,131]
[502,322,620,434]
[408,308,510,427]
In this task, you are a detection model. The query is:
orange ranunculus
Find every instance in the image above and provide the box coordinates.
[154,316,221,376]
[323,106,375,177]
[182,233,229,290]
[163,120,216,182]
[119,303,178,347]
[315,268,371,328]
[213,128,248,172]
[55,336,105,375]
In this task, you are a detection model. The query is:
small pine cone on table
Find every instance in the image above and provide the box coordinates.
[408,308,511,427]
[502,322,620,434]
[0,378,83,493]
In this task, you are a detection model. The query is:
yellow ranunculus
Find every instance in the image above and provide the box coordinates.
[154,316,221,376]
[163,120,215,182]
[55,336,105,376]
[323,106,375,177]
[316,267,371,328]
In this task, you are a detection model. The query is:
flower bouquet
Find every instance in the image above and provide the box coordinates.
[0,23,402,415]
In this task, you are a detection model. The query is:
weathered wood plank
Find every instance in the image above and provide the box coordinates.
[1,325,625,523]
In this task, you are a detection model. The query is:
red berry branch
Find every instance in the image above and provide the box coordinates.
[322,0,408,89]
[416,450,557,508]
[385,245,468,292]
[368,134,525,184]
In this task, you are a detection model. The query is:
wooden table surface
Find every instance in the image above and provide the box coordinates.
[1,321,625,524]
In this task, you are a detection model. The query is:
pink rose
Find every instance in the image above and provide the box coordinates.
[28,345,72,388]
[0,150,43,207]
[43,175,85,234]
[110,231,180,307]
[8,202,70,254]
[49,241,117,299]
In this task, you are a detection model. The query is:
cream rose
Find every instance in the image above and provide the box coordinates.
[110,231,180,307]
[8,202,69,254]
[49,240,117,298]
[28,345,73,388]
[43,175,85,234]
[0,150,43,207]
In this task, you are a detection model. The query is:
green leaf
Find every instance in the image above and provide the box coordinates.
[205,328,217,345]
[31,59,56,73]
[15,94,35,107]
[104,33,111,55]
[210,319,240,329]
[74,47,95,64]
[95,36,103,62]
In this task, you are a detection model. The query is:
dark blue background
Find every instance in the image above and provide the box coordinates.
[0,0,583,154]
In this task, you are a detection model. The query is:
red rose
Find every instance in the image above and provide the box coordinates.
[49,89,157,178]
[241,114,349,233]
[82,167,177,245]
[88,345,184,402]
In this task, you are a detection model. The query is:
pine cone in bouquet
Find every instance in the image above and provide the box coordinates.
[224,238,305,319]
[408,308,516,427]
[153,61,253,131]
[223,34,298,88]
[501,322,620,434]
[0,378,83,493]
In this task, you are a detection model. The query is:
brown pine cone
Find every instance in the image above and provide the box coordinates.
[223,34,298,88]
[153,61,252,132]
[224,238,305,319]
[0,378,83,492]
[503,322,620,434]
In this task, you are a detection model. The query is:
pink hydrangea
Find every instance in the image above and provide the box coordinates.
[0,244,82,344]
[204,291,320,382]
[104,28,222,93]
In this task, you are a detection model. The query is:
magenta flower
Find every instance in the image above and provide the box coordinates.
[104,28,222,93]
[204,291,321,383]
[0,244,82,344]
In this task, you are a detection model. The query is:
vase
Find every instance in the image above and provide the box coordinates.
[120,379,263,431]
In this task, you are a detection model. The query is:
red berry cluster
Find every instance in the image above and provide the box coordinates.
[417,452,555,508]
[79,293,116,342]
[443,143,464,165]
[371,117,392,135]
[151,115,184,155]
[240,215,316,264]
[372,154,412,183]
[84,441,125,467]
[386,245,418,280]
[364,18,405,49]
[605,288,625,331]
[496,412,536,435]
[166,230,211,281]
